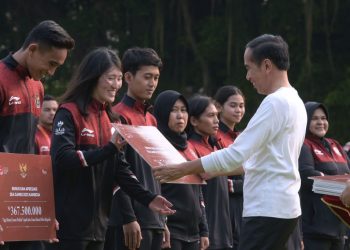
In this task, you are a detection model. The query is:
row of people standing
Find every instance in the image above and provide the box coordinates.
[43,44,350,250]
[46,45,247,250]
[49,47,175,250]
[0,20,174,250]
[1,20,293,250]
[1,19,349,250]
[101,47,246,250]
[36,45,350,250]
[152,86,246,250]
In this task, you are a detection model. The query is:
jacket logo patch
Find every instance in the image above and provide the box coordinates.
[81,128,95,137]
[54,121,65,135]
[314,149,324,155]
[111,127,116,135]
[9,96,21,105]
[332,147,342,156]
[40,146,50,153]
[189,148,198,159]
[35,95,41,108]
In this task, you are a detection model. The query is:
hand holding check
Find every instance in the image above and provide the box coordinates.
[340,180,350,208]
[153,159,205,183]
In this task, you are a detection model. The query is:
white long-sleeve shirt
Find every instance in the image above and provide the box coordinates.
[201,86,307,219]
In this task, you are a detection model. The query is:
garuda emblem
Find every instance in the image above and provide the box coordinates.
[19,163,28,178]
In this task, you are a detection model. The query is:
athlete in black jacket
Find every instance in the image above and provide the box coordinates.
[0,20,74,250]
[50,48,173,250]
[108,47,166,250]
[214,86,245,250]
[187,96,233,250]
[299,102,350,250]
[154,90,209,250]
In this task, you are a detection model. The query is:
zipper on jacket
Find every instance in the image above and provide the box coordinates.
[91,165,97,241]
[98,109,102,146]
[92,107,103,240]
[23,79,33,153]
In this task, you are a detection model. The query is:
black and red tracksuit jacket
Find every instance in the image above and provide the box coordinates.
[50,100,156,241]
[299,135,350,239]
[109,94,165,229]
[189,132,233,249]
[216,121,244,195]
[216,121,244,247]
[161,141,209,242]
[0,54,43,153]
[35,124,52,155]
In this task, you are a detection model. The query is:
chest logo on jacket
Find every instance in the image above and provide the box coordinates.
[81,128,95,137]
[40,146,50,153]
[314,149,324,156]
[35,94,41,109]
[55,121,65,136]
[332,147,342,157]
[8,96,21,106]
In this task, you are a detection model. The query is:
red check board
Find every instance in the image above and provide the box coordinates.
[113,124,204,185]
[0,153,56,242]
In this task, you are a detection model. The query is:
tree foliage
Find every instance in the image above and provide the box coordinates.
[1,0,350,142]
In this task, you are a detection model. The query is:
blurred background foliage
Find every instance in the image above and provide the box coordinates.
[1,0,350,142]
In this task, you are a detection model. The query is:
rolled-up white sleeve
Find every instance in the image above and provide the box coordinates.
[201,143,245,172]
[201,98,282,173]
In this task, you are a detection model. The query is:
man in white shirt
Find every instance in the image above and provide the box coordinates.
[153,34,307,250]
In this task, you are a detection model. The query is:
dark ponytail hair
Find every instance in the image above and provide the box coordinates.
[214,85,245,106]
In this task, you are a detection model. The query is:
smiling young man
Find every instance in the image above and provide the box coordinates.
[0,20,74,154]
[0,20,74,250]
[106,47,167,250]
[153,34,307,250]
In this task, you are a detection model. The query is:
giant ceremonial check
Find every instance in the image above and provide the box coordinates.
[0,153,56,242]
[113,124,205,185]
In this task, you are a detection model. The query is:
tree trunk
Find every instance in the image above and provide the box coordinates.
[304,0,313,74]
[226,0,233,80]
[322,0,336,75]
[154,0,164,56]
[180,0,210,93]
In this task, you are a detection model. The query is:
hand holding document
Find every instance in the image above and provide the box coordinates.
[112,124,204,184]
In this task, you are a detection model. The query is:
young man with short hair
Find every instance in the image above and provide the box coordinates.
[35,95,58,155]
[0,20,74,154]
[153,34,307,250]
[0,20,74,250]
[105,47,166,250]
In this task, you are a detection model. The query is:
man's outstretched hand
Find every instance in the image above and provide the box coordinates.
[153,160,205,183]
[153,163,187,183]
[340,180,350,207]
[149,195,176,215]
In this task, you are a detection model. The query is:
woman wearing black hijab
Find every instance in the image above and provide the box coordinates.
[154,90,209,250]
[299,101,350,250]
